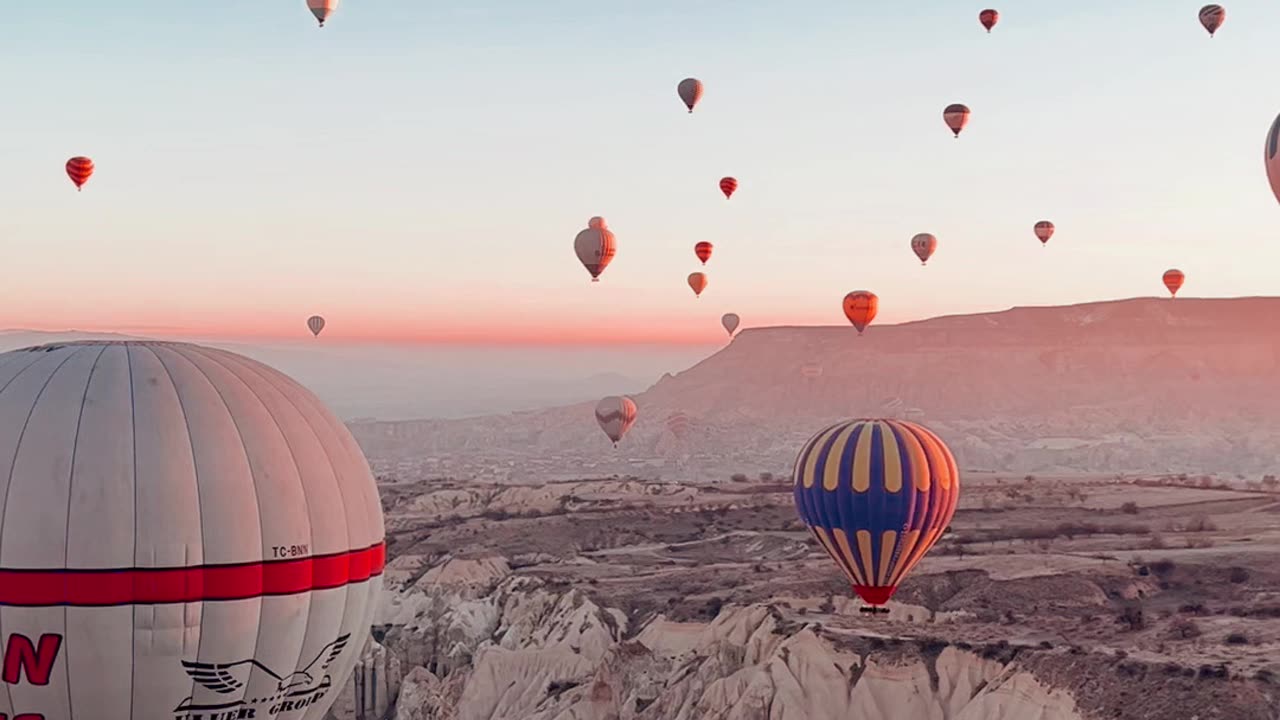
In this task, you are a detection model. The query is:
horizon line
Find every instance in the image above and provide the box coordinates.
[2,294,1272,347]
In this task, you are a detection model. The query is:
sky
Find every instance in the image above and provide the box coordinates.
[3,1,1280,347]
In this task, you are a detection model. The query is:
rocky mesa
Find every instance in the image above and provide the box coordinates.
[349,297,1280,478]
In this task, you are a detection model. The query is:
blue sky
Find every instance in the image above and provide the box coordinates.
[2,1,1278,342]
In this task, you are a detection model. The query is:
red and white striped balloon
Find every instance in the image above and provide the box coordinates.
[65,156,94,191]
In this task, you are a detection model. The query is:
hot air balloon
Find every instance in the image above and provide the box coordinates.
[719,177,738,199]
[687,272,708,298]
[307,0,338,26]
[910,233,937,265]
[1163,269,1185,297]
[678,78,704,113]
[943,104,970,138]
[1199,4,1225,37]
[1034,220,1055,246]
[979,8,999,32]
[1264,113,1280,206]
[307,314,326,337]
[0,341,384,720]
[721,313,740,336]
[842,291,878,335]
[793,418,960,610]
[574,216,617,282]
[65,156,94,191]
[595,395,638,448]
[695,241,714,265]
[665,411,690,441]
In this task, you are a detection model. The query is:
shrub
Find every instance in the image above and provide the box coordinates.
[1149,559,1176,578]
[1224,633,1249,645]
[730,473,749,482]
[1187,514,1218,532]
[1168,617,1201,639]
[1117,602,1145,631]
[1120,501,1140,514]
[1228,567,1250,584]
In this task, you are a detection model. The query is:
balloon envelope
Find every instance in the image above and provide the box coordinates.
[719,177,738,199]
[695,241,713,265]
[65,156,94,191]
[943,104,970,137]
[1163,269,1185,297]
[910,233,937,265]
[688,272,708,297]
[979,8,999,32]
[0,341,384,720]
[575,218,617,281]
[677,78,704,113]
[793,418,960,606]
[842,291,879,334]
[721,313,740,336]
[307,0,338,26]
[665,411,690,440]
[1264,113,1280,206]
[1199,4,1225,36]
[307,315,326,337]
[1034,220,1055,244]
[595,395,638,446]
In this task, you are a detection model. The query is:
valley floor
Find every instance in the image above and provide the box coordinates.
[330,473,1280,720]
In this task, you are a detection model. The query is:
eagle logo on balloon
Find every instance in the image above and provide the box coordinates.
[174,634,350,713]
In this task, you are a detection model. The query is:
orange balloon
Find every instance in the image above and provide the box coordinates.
[1163,269,1185,297]
[687,272,708,298]
[842,291,879,335]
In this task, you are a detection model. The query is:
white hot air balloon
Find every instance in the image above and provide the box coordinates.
[307,0,339,27]
[594,395,637,448]
[308,314,326,337]
[721,313,740,336]
[574,217,617,282]
[0,341,384,720]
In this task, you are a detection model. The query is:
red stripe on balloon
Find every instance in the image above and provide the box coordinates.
[0,542,386,607]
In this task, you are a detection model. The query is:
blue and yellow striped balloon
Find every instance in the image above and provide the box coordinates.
[793,418,960,607]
